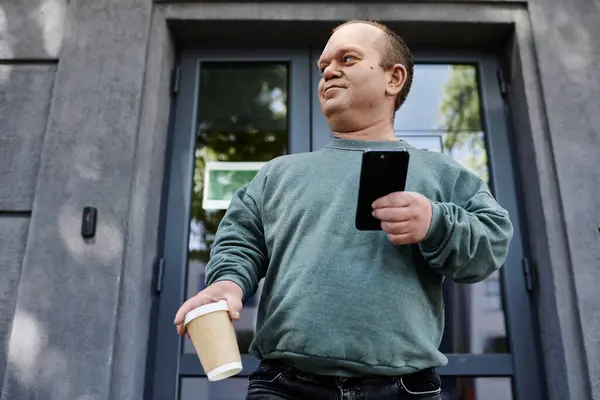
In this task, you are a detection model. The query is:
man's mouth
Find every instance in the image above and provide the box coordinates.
[324,85,343,94]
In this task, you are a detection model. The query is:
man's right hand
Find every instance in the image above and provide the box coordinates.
[173,280,244,336]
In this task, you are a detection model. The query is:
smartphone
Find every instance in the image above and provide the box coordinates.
[355,148,410,231]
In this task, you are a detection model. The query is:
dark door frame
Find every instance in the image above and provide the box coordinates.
[149,48,544,400]
[311,50,545,399]
[150,49,312,400]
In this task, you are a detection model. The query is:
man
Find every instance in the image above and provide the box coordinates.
[174,20,513,400]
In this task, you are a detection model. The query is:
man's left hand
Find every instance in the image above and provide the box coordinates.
[371,191,433,245]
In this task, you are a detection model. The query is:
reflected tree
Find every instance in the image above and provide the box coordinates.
[437,65,495,357]
[436,66,508,357]
[437,65,488,182]
[188,63,288,264]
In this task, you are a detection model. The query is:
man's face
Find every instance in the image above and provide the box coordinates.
[317,23,390,124]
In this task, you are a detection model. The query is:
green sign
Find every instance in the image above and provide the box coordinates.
[203,162,266,209]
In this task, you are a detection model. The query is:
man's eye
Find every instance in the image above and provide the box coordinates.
[343,55,355,63]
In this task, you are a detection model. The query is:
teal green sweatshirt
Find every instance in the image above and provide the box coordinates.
[205,137,513,377]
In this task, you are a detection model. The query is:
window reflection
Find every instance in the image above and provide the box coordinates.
[395,64,482,131]
[396,64,487,180]
[396,64,507,354]
[440,271,507,354]
[442,377,513,400]
[184,62,288,354]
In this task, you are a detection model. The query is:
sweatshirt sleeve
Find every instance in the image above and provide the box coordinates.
[204,184,268,301]
[418,175,514,283]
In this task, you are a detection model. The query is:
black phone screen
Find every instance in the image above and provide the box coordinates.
[355,149,410,231]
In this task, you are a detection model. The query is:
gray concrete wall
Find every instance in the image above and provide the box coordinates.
[0,1,599,400]
[526,1,600,398]
[0,0,62,390]
[0,65,56,211]
[0,218,30,390]
[0,0,65,59]
[506,17,590,399]
[107,7,174,399]
[0,62,55,394]
[0,0,170,399]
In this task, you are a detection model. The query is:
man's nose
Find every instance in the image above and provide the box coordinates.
[322,63,341,80]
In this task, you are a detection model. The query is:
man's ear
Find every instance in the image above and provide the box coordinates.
[386,64,407,97]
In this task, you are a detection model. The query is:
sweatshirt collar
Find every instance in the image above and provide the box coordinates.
[325,137,412,151]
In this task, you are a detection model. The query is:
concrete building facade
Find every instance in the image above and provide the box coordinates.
[1,1,599,399]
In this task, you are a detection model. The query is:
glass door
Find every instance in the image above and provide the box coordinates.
[311,50,544,400]
[151,48,543,400]
[150,50,311,400]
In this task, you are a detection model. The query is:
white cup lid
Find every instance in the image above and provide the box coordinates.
[184,300,229,326]
[207,361,243,381]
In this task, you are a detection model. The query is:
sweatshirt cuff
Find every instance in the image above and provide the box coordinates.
[211,275,248,301]
[420,201,445,251]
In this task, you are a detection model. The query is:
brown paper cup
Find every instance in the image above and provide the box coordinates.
[184,300,243,381]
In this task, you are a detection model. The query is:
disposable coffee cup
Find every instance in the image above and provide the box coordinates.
[184,300,243,381]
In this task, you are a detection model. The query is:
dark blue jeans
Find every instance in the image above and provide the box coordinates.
[246,359,442,400]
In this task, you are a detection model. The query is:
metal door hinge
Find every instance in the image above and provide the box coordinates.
[522,257,533,293]
[154,257,165,293]
[496,68,507,98]
[171,66,180,95]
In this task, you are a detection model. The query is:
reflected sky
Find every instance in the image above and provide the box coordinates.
[395,64,452,131]
[396,64,488,183]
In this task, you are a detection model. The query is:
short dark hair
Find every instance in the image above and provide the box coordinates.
[334,20,414,110]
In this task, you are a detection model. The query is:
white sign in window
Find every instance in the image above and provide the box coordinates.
[202,161,267,210]
[401,135,444,153]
